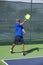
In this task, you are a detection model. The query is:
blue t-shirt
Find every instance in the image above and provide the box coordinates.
[14,22,23,36]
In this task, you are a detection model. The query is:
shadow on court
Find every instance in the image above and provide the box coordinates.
[12,47,39,55]
[12,47,43,56]
[13,47,43,56]
[24,47,39,55]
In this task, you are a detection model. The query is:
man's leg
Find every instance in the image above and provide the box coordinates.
[10,43,15,54]
[21,43,26,56]
[22,43,24,53]
[20,36,25,55]
[10,36,17,54]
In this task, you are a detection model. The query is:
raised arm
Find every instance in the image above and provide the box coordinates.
[20,19,27,25]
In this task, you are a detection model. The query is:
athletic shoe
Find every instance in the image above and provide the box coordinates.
[21,52,26,56]
[10,49,13,54]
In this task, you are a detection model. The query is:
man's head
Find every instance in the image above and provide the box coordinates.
[16,19,20,23]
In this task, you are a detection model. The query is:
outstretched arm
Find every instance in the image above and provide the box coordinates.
[20,19,27,25]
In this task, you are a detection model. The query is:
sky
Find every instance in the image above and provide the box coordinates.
[0,0,43,3]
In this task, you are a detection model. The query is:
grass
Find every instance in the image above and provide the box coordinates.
[0,43,43,65]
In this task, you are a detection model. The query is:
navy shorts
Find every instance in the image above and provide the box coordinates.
[14,36,24,44]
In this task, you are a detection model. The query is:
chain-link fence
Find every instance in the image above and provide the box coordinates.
[0,1,43,44]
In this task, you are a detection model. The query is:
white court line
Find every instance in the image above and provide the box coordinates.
[1,56,43,65]
[1,59,8,65]
[2,56,43,60]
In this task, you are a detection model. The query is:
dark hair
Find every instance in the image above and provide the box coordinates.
[16,19,20,22]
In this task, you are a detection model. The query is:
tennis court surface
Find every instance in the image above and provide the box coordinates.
[2,57,43,65]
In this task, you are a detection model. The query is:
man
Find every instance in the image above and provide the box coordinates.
[10,19,27,55]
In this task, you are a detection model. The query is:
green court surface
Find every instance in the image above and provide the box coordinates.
[0,43,43,65]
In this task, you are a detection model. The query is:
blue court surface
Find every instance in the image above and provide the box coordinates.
[1,57,43,65]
